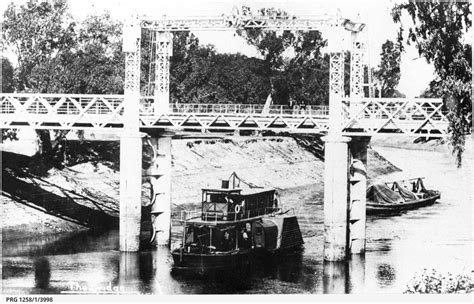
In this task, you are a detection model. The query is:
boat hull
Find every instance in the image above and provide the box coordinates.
[171,245,303,276]
[171,249,254,276]
[366,194,440,215]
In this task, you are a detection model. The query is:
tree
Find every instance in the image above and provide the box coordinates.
[1,57,17,141]
[68,13,124,94]
[2,0,75,157]
[236,8,330,106]
[373,40,403,97]
[2,0,76,93]
[1,57,15,93]
[157,31,271,104]
[2,0,124,165]
[392,1,472,167]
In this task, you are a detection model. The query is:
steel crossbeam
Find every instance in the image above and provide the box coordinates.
[0,94,452,137]
[140,15,337,31]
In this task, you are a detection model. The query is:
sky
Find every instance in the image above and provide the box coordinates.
[1,0,441,97]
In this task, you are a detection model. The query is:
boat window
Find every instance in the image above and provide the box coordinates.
[207,193,226,203]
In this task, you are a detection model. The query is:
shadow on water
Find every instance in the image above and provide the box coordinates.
[34,257,50,289]
[2,229,119,257]
[29,257,61,294]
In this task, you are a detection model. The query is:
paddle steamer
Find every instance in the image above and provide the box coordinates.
[171,174,304,274]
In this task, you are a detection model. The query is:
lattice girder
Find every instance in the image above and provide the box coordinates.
[140,15,338,31]
[350,40,365,98]
[342,98,449,136]
[0,93,452,137]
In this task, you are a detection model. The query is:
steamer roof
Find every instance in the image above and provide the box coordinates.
[202,188,275,196]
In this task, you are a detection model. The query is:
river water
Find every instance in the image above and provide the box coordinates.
[2,146,472,294]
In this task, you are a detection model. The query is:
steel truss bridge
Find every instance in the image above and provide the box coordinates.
[0,94,449,137]
[0,12,458,138]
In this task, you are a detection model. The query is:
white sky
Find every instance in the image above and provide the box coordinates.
[1,0,439,97]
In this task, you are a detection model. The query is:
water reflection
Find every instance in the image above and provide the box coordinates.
[323,261,349,294]
[117,251,157,294]
[348,255,366,293]
[139,252,155,287]
[3,178,469,294]
[118,253,140,294]
[33,257,50,289]
[322,255,366,294]
[376,263,396,288]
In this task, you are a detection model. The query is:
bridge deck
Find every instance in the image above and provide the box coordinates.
[0,94,450,137]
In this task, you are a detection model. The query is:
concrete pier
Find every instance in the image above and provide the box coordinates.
[349,137,369,255]
[146,132,173,247]
[349,159,367,254]
[119,20,142,252]
[119,132,143,252]
[322,135,351,261]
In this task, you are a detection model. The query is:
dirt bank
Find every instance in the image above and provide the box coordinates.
[1,136,400,241]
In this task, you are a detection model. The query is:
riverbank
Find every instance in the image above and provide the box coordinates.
[366,134,473,292]
[2,134,472,294]
[2,135,400,241]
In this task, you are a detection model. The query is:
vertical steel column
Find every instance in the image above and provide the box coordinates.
[153,32,173,114]
[349,32,366,119]
[119,20,143,252]
[323,25,351,262]
[146,132,173,247]
[328,36,345,133]
[350,33,365,99]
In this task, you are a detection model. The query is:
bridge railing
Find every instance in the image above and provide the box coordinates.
[0,93,125,116]
[341,98,448,121]
[1,93,460,136]
[140,98,329,116]
[171,103,329,116]
[340,97,451,135]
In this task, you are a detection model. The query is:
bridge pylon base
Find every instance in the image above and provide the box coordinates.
[145,132,173,247]
[349,137,370,255]
[119,132,144,252]
[322,135,351,262]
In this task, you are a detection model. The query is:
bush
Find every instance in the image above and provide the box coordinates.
[405,269,473,293]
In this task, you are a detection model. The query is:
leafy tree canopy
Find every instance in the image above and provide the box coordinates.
[1,57,15,93]
[392,1,472,167]
[236,7,330,105]
[2,0,124,161]
[373,40,403,98]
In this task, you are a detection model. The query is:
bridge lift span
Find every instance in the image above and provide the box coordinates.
[0,8,451,262]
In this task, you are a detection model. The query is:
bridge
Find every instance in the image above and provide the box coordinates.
[0,94,448,136]
[0,9,457,263]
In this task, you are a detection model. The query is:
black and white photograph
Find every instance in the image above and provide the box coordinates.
[0,0,472,301]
